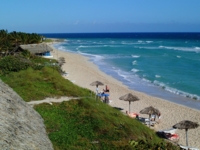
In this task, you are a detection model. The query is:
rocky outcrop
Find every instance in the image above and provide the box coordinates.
[0,80,53,150]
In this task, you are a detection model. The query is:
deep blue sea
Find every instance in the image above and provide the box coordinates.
[41,33,200,110]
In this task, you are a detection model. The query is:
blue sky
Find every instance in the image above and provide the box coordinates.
[1,0,200,33]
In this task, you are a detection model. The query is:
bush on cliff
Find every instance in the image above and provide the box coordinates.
[0,55,31,74]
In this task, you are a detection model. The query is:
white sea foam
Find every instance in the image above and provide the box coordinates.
[93,41,103,44]
[165,87,200,100]
[131,68,139,73]
[132,60,137,65]
[131,55,140,58]
[78,45,107,48]
[79,45,88,48]
[155,75,161,78]
[177,55,181,58]
[138,46,158,50]
[116,71,128,80]
[118,72,127,79]
[137,45,200,53]
[57,46,66,51]
[153,80,200,100]
[111,68,137,84]
[141,78,151,83]
[153,80,165,87]
[146,41,153,43]
[77,51,104,60]
[159,46,200,52]
[122,41,142,45]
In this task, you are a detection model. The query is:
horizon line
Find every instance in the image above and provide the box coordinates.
[40,31,200,34]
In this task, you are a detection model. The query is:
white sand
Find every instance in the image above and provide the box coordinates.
[50,44,200,148]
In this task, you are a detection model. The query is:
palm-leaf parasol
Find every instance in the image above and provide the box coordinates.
[119,93,139,113]
[90,81,104,86]
[90,81,104,99]
[140,106,160,127]
[173,120,199,146]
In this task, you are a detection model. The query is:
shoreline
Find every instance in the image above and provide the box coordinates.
[90,55,200,111]
[52,41,200,111]
[49,43,200,148]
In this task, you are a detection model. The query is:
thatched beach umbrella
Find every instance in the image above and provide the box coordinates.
[140,106,160,127]
[173,120,199,146]
[90,81,104,98]
[119,93,139,113]
[90,81,104,86]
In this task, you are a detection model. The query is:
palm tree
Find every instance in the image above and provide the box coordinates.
[0,30,43,57]
[29,33,42,44]
[0,29,8,40]
[9,31,22,47]
[19,32,29,44]
[0,30,9,56]
[1,41,13,56]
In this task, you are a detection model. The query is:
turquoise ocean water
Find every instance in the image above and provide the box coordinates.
[42,33,200,110]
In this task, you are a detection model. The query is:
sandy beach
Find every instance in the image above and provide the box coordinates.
[49,43,200,148]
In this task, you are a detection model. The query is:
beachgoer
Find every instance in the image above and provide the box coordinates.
[150,113,161,123]
[126,111,139,119]
[158,113,161,123]
[151,114,156,121]
[103,85,109,93]
[101,85,110,101]
[96,85,99,94]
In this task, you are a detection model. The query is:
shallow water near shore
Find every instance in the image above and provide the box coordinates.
[42,33,200,110]
[92,58,200,110]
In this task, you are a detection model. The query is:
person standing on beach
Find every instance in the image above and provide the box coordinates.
[103,85,110,93]
[101,85,110,103]
[96,85,99,95]
[151,113,161,123]
[158,113,161,123]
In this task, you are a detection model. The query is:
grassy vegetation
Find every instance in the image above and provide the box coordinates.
[0,55,179,149]
[1,67,90,101]
[0,55,90,101]
[34,98,178,150]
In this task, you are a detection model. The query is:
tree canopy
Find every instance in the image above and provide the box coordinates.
[0,30,43,57]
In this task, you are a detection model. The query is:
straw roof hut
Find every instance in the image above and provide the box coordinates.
[19,43,53,54]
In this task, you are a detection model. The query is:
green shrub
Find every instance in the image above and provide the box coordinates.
[0,55,61,75]
[0,55,30,74]
[21,49,31,59]
[30,63,44,70]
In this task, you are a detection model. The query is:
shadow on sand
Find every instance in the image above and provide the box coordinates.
[113,107,124,111]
